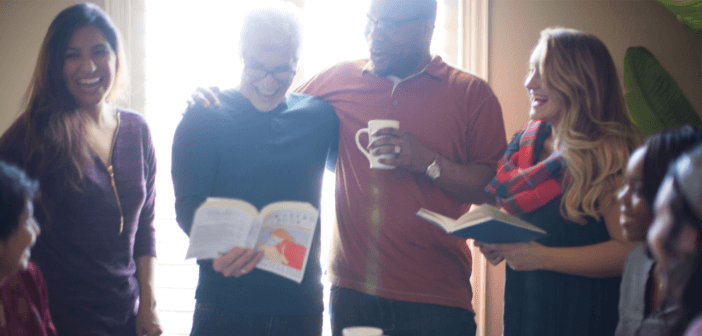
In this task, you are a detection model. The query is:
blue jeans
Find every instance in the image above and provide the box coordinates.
[190,302,323,336]
[330,287,477,336]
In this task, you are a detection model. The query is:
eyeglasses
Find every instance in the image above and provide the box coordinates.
[366,13,431,32]
[244,66,297,82]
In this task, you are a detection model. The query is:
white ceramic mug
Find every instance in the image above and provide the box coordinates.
[342,326,384,336]
[355,119,400,170]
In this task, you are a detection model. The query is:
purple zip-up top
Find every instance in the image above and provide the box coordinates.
[0,109,157,336]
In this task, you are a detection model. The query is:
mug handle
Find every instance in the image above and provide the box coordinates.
[355,128,373,161]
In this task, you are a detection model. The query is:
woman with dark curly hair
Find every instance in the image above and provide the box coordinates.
[0,160,56,335]
[616,125,702,336]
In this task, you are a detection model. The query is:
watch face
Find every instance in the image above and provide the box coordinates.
[427,161,440,180]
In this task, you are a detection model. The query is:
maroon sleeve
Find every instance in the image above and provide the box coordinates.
[294,60,366,98]
[30,263,57,336]
[133,119,157,259]
[14,262,58,336]
[295,67,330,97]
[464,81,507,171]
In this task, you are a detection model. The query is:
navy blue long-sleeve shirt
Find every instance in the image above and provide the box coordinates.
[171,90,338,315]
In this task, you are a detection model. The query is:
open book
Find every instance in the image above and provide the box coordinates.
[416,204,547,244]
[186,197,319,284]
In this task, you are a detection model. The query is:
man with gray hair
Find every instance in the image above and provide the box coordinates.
[171,2,338,335]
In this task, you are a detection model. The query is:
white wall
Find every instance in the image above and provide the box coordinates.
[485,1,702,335]
[0,0,104,134]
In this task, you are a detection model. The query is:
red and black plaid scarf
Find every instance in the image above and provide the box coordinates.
[485,120,566,216]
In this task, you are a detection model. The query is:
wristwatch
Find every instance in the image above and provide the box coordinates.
[426,158,441,181]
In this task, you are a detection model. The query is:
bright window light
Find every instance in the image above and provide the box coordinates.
[144,1,447,335]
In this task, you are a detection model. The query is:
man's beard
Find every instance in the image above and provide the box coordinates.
[372,51,424,79]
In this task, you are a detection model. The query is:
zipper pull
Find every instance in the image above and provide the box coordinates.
[107,165,124,235]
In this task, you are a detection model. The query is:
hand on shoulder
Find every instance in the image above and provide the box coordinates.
[186,86,221,110]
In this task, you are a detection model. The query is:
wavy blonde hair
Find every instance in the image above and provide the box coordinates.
[536,27,642,224]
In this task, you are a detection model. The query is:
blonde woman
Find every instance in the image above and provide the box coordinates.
[476,27,642,336]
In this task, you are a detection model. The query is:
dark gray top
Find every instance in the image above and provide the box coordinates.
[616,244,682,336]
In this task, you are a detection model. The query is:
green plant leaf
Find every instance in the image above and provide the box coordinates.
[624,46,702,135]
[656,0,702,32]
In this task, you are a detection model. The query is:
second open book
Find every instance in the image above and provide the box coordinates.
[186,197,319,284]
[416,204,548,244]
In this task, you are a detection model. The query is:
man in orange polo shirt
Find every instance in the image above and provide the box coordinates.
[295,1,506,335]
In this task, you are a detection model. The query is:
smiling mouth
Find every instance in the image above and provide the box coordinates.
[257,87,279,99]
[77,77,103,89]
[531,96,548,107]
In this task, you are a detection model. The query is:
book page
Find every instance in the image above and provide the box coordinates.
[199,197,259,217]
[450,207,490,227]
[416,204,548,243]
[455,204,546,233]
[260,201,318,217]
[480,207,546,232]
[254,204,319,284]
[415,208,453,232]
[185,204,256,260]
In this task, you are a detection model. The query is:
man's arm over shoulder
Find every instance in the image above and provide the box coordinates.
[294,60,368,97]
[317,97,339,172]
[462,78,507,172]
[286,93,340,172]
[433,76,507,204]
[171,107,221,235]
[326,122,339,173]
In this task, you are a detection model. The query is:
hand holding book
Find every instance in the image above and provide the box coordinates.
[474,240,549,272]
[187,197,319,283]
[212,246,264,278]
[473,241,504,265]
[417,204,550,270]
